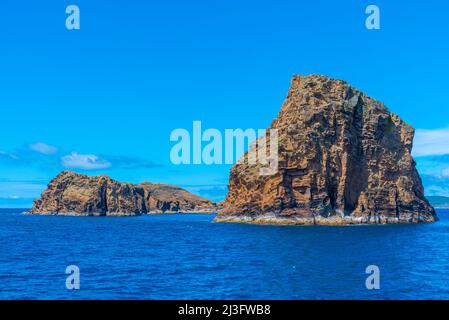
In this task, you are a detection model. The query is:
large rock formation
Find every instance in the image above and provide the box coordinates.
[215,75,437,225]
[28,171,217,216]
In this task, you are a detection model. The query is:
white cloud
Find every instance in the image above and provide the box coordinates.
[61,152,111,170]
[441,168,449,178]
[413,128,449,157]
[29,142,58,155]
[425,185,449,198]
[0,151,18,160]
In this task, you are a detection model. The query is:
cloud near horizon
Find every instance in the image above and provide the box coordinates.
[413,128,449,157]
[0,151,18,161]
[1,141,161,172]
[441,167,449,178]
[412,126,449,197]
[60,152,162,171]
[61,152,112,170]
[29,142,58,155]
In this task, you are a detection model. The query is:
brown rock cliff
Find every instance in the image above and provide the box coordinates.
[29,171,217,216]
[215,75,436,225]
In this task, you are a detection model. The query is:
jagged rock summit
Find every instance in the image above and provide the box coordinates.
[28,171,217,216]
[215,74,436,225]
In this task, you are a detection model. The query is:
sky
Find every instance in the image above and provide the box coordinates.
[1,0,449,207]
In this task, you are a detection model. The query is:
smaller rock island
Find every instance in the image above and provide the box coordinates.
[28,171,217,216]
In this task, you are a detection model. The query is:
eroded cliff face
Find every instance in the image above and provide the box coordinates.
[215,75,436,225]
[28,171,217,216]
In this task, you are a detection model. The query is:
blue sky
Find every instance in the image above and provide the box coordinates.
[1,0,449,207]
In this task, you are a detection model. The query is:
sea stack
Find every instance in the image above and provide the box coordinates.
[215,75,437,225]
[28,171,217,216]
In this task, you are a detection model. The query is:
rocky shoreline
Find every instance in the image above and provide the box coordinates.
[214,213,436,226]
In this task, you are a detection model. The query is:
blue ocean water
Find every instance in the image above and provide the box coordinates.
[0,208,448,300]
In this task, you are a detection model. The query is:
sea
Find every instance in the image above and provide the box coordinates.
[0,208,448,300]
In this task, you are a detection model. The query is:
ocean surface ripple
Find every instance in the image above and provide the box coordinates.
[1,208,448,299]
